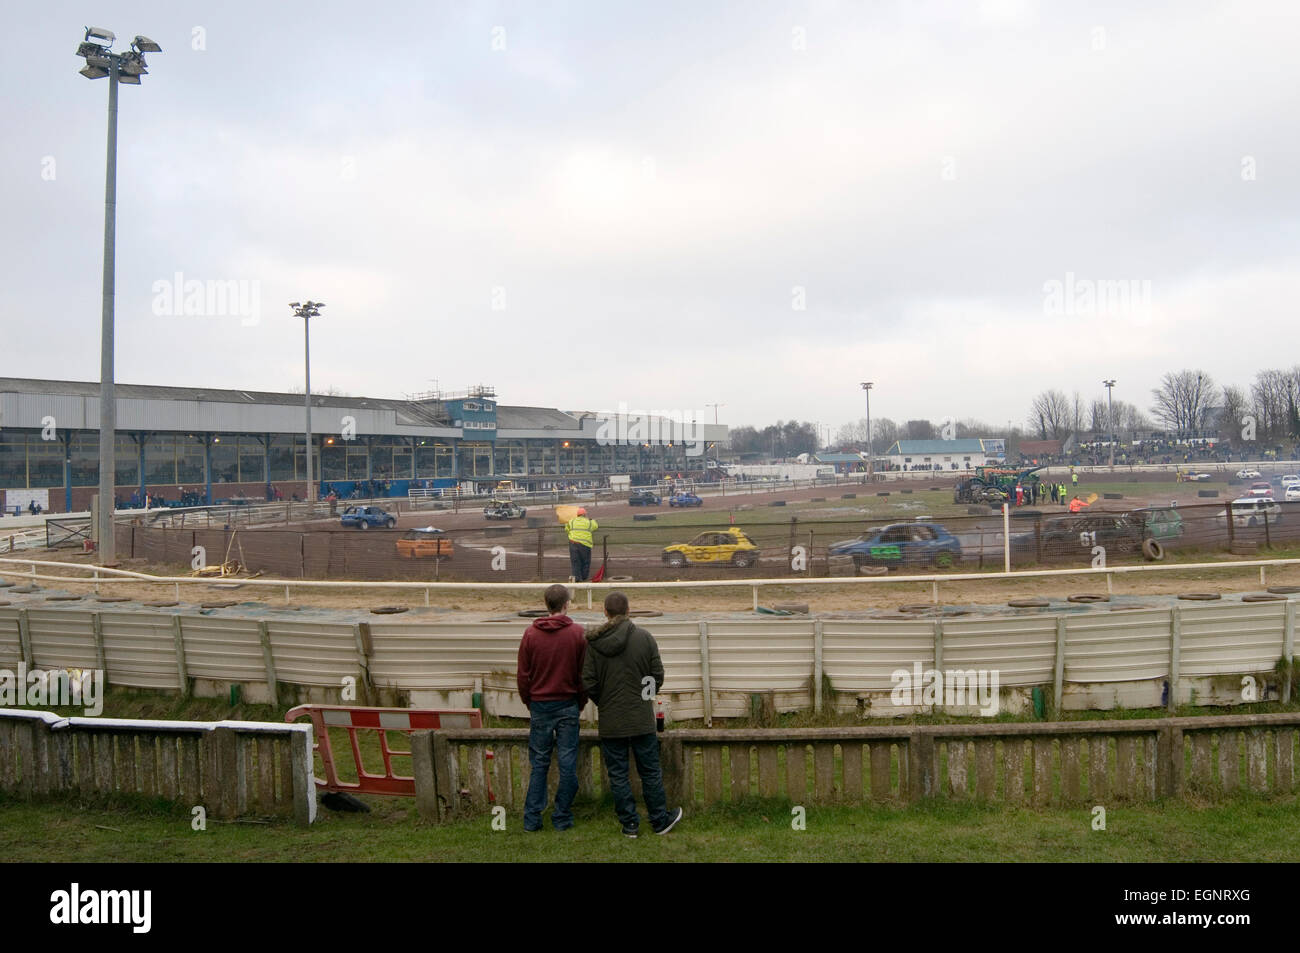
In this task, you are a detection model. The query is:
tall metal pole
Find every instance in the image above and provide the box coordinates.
[861,382,873,477]
[304,315,313,502]
[1103,379,1116,470]
[97,63,119,562]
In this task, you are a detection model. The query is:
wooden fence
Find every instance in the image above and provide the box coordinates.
[412,713,1300,821]
[0,708,316,825]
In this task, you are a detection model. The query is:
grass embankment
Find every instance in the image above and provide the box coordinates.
[8,692,1300,861]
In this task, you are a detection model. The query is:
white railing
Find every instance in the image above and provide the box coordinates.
[2,554,1298,611]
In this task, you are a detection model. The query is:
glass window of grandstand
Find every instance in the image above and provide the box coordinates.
[465,444,493,477]
[392,441,413,480]
[239,439,267,483]
[210,437,238,484]
[69,433,98,486]
[320,439,346,481]
[177,436,205,484]
[116,435,139,487]
[366,441,395,480]
[30,436,64,488]
[268,436,297,482]
[0,432,25,487]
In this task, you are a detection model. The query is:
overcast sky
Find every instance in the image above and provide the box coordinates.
[7,1,1299,436]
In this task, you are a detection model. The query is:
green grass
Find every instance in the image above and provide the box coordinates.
[4,791,1299,862]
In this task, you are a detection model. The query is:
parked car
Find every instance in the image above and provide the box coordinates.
[1287,485,1300,502]
[1247,482,1273,498]
[1013,514,1144,558]
[395,527,453,559]
[662,528,759,568]
[1218,497,1282,527]
[340,505,396,529]
[483,499,526,520]
[829,522,962,571]
[628,489,662,506]
[1236,468,1263,480]
[667,492,703,507]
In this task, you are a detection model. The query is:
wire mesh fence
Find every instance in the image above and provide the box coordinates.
[113,498,1300,584]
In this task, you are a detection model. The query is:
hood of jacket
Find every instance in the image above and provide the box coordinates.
[587,615,634,657]
[532,614,575,633]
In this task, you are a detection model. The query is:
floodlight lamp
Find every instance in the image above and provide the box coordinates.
[79,64,109,80]
[288,302,301,308]
[76,41,102,57]
[84,51,112,69]
[132,35,162,53]
[118,72,141,85]
[84,26,116,45]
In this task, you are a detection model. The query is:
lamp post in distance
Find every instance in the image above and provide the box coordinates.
[290,301,326,504]
[1102,379,1116,470]
[860,382,873,477]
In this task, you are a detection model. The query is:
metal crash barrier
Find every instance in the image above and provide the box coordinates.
[286,704,490,799]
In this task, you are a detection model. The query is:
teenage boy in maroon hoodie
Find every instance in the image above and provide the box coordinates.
[517,584,588,831]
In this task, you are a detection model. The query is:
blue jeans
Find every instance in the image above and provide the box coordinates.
[600,734,670,832]
[569,542,592,581]
[524,699,581,830]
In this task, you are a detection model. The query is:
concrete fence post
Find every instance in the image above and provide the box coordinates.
[1053,617,1067,716]
[91,612,107,677]
[257,620,279,707]
[353,622,375,705]
[698,621,713,728]
[410,730,440,822]
[1168,606,1182,713]
[813,619,824,715]
[1285,601,1296,705]
[171,614,190,698]
[16,609,32,667]
[933,619,944,715]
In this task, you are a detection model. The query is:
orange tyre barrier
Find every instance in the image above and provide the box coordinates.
[286,705,490,799]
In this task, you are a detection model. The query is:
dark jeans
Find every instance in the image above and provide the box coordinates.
[600,733,670,832]
[524,699,581,830]
[569,542,592,581]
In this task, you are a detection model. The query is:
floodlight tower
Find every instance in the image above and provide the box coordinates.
[76,28,162,562]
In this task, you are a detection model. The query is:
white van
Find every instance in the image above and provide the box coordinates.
[1218,497,1282,528]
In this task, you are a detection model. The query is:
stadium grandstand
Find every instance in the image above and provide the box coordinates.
[0,378,728,513]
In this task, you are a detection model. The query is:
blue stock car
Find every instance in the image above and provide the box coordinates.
[829,522,962,571]
[667,492,703,507]
[340,505,397,529]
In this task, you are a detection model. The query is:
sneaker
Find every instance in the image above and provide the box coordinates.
[654,807,684,835]
[621,825,639,838]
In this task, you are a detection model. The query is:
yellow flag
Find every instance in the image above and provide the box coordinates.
[555,504,580,523]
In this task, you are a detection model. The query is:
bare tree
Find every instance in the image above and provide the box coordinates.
[1087,399,1108,436]
[1150,370,1219,437]
[1219,385,1250,446]
[1028,389,1072,440]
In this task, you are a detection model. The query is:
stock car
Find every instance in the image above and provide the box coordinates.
[395,527,453,559]
[828,522,962,571]
[628,489,662,506]
[662,528,760,568]
[339,505,396,529]
[1012,514,1145,559]
[667,492,703,507]
[1287,485,1300,502]
[1236,468,1263,480]
[483,499,527,520]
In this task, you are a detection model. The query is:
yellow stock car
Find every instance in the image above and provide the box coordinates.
[662,528,759,568]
